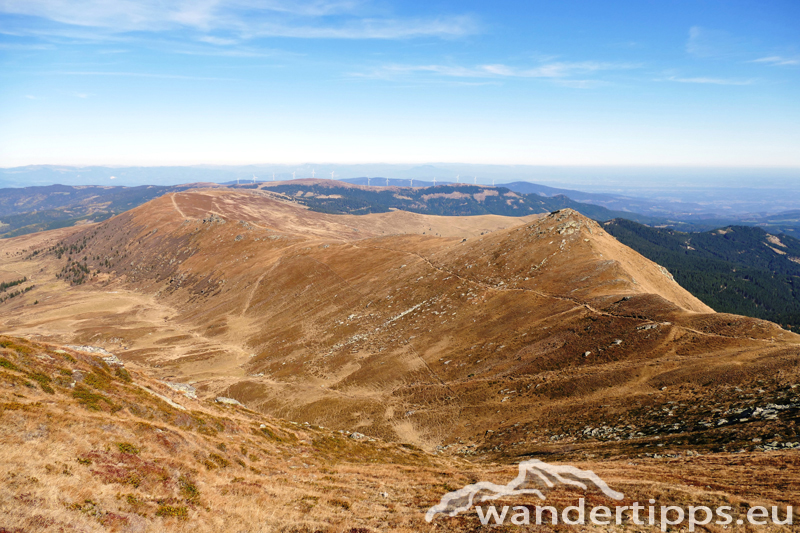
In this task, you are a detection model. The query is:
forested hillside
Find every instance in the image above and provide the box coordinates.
[0,184,195,238]
[605,219,800,332]
[259,183,657,222]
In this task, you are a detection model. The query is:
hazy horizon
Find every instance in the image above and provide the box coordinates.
[3,162,799,187]
[3,163,799,214]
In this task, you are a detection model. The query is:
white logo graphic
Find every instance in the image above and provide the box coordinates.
[425,459,624,522]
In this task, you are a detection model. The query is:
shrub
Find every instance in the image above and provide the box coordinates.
[84,370,111,390]
[155,505,188,520]
[208,453,229,468]
[29,372,54,394]
[0,340,33,355]
[72,385,115,411]
[178,475,200,503]
[116,442,140,455]
[329,498,351,510]
[0,358,20,372]
[114,367,132,382]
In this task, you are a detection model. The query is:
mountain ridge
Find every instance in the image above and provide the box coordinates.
[2,188,797,462]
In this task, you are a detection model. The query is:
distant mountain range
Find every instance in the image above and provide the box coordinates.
[3,178,799,236]
[0,181,662,239]
[0,184,205,238]
[3,164,799,222]
[257,181,659,224]
[343,177,711,216]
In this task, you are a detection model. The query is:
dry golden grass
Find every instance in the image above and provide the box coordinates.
[1,335,797,532]
[2,190,800,532]
[0,335,472,532]
[3,194,797,459]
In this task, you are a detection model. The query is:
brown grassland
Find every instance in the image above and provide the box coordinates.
[1,182,798,531]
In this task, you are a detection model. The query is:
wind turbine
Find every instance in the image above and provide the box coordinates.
[312,169,316,178]
[292,171,296,180]
[237,177,240,185]
[272,172,275,181]
[252,175,257,184]
[433,176,436,186]
[330,171,335,179]
[492,178,495,186]
[386,177,389,186]
[456,175,460,184]
[410,178,413,188]
[473,176,477,184]
[367,176,371,186]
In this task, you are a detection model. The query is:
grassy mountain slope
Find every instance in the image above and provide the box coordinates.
[3,190,800,531]
[0,335,454,532]
[3,189,799,464]
[604,219,800,333]
[3,335,798,532]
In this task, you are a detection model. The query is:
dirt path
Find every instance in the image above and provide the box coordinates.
[171,193,187,219]
[241,272,267,317]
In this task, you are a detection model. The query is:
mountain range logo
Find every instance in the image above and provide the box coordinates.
[425,459,624,522]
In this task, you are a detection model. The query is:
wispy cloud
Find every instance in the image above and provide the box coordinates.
[197,35,238,46]
[0,42,56,50]
[240,16,477,39]
[49,71,237,81]
[553,79,608,89]
[352,60,637,84]
[170,45,288,58]
[0,0,478,40]
[23,94,38,99]
[751,55,799,67]
[686,26,716,57]
[685,26,750,59]
[664,75,754,86]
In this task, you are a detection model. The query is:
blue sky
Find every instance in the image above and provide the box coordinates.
[1,0,799,167]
